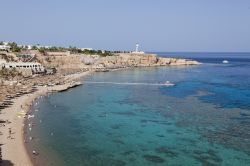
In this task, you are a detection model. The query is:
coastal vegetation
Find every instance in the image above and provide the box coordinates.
[34,46,114,56]
[37,46,114,57]
[38,46,68,54]
[68,47,114,57]
[1,41,114,57]
[8,42,21,52]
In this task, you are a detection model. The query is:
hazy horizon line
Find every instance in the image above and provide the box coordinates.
[1,40,250,53]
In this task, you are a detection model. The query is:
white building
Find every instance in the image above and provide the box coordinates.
[131,44,145,54]
[17,44,52,50]
[0,60,45,74]
[0,45,11,51]
[27,45,33,50]
[17,45,31,49]
[80,48,93,51]
[37,45,52,49]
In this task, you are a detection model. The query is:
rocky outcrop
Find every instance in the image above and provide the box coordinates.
[35,52,200,72]
[157,57,201,66]
[92,53,201,70]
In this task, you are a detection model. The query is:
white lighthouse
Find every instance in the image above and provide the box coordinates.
[135,43,139,53]
[132,43,145,54]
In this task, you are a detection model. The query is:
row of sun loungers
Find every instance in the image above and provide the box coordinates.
[0,87,38,111]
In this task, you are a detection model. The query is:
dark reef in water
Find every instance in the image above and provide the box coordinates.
[155,147,178,157]
[143,155,165,163]
[81,157,126,166]
[110,124,123,130]
[112,139,125,145]
[192,149,222,166]
[121,150,135,156]
[140,119,172,125]
[111,111,136,116]
[202,122,250,155]
[156,134,165,138]
[80,149,126,166]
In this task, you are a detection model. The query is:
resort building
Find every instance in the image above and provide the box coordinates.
[37,45,52,49]
[18,45,33,50]
[80,48,93,51]
[0,45,11,52]
[3,62,44,71]
[0,59,45,75]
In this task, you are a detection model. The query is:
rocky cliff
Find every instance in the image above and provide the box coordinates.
[91,53,201,70]
[34,52,201,73]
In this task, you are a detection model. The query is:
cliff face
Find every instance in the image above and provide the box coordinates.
[35,52,200,73]
[157,57,201,66]
[1,51,201,77]
[92,53,201,70]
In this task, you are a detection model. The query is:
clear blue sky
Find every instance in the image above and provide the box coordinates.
[0,0,249,52]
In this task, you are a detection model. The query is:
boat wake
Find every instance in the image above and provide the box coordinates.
[84,81,175,86]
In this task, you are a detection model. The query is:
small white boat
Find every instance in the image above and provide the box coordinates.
[222,60,229,64]
[28,115,35,118]
[164,81,175,86]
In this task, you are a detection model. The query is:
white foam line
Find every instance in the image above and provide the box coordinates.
[84,81,174,86]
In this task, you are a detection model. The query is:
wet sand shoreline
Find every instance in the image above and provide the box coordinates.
[24,95,67,166]
[0,71,91,166]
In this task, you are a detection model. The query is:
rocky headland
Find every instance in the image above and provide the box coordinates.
[83,53,201,71]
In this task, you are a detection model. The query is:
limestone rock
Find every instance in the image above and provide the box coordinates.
[93,53,201,69]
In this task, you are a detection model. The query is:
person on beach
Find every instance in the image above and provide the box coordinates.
[32,150,39,156]
[8,128,11,139]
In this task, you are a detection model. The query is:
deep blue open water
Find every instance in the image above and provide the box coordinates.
[28,52,250,166]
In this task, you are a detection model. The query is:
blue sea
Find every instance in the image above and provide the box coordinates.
[27,52,250,166]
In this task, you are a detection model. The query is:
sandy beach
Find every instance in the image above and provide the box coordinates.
[0,71,91,166]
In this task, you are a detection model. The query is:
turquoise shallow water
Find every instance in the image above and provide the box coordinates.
[28,53,250,166]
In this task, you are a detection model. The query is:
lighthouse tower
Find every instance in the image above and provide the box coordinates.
[135,43,139,53]
[132,43,145,54]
